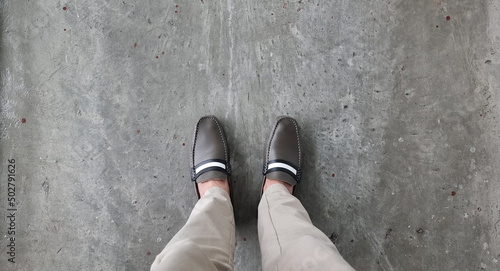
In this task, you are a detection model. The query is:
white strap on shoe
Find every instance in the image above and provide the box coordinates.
[267,162,297,175]
[263,159,302,183]
[195,161,226,174]
[191,159,231,182]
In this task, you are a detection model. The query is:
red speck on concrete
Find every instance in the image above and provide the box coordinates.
[182,143,186,146]
[162,51,165,55]
[134,42,137,48]
[158,35,161,39]
[297,7,301,12]
[451,191,456,196]
[156,56,159,59]
[243,237,247,241]
[21,118,26,123]
[283,2,287,9]
[271,12,274,15]
[222,73,225,76]
[137,130,141,134]
[332,173,335,177]
[436,25,439,28]
[175,10,178,13]
[147,251,151,256]
[201,0,204,3]
[446,16,451,21]
[64,29,67,31]
[175,4,178,8]
[480,114,483,117]
[63,6,67,10]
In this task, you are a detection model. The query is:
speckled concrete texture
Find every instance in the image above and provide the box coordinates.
[1,0,500,270]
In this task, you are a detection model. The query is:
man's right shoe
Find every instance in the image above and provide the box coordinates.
[262,116,303,194]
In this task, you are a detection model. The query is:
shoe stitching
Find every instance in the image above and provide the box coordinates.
[191,116,208,169]
[291,118,301,167]
[191,117,205,197]
[266,119,279,164]
[211,116,228,161]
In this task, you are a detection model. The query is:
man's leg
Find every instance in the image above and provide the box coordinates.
[258,182,355,271]
[258,117,355,270]
[151,186,235,271]
[152,116,235,271]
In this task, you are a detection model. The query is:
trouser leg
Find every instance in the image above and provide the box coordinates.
[258,183,355,271]
[151,187,235,271]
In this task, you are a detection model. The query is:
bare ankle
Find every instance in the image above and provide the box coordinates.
[198,179,230,197]
[263,179,293,194]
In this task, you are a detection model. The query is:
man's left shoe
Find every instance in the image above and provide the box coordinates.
[190,116,231,199]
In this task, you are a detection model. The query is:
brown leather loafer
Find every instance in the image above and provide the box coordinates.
[262,116,302,194]
[191,116,231,199]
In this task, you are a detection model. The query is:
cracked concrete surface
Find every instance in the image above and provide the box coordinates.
[1,0,500,270]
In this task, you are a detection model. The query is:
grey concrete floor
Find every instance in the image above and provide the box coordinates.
[1,0,500,270]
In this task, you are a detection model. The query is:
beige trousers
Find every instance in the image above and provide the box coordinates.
[151,184,354,271]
